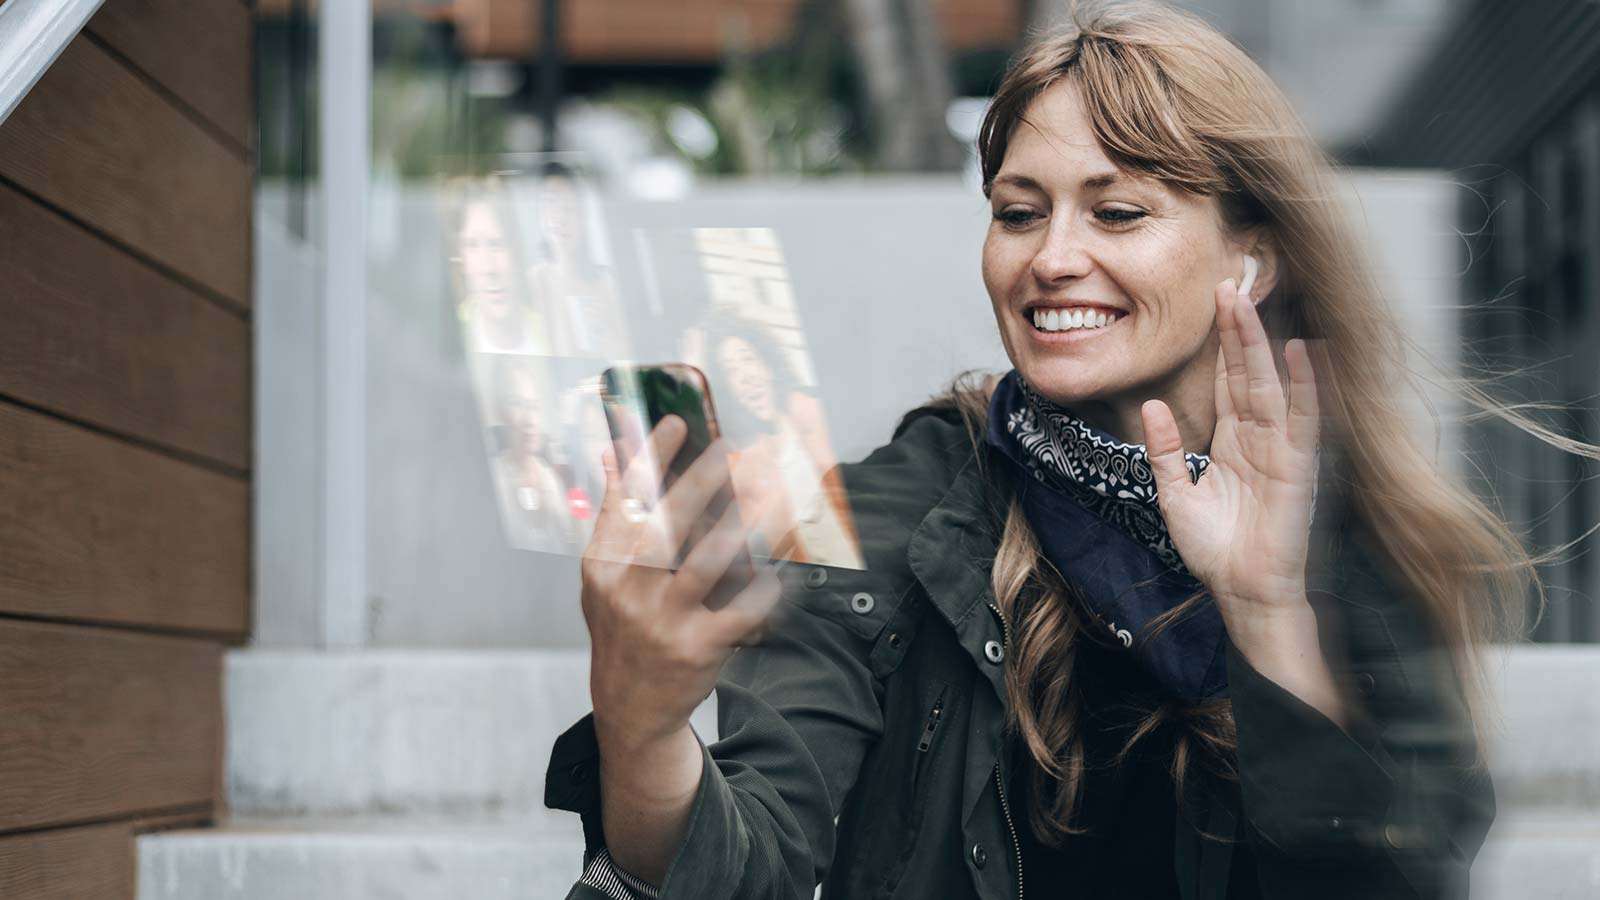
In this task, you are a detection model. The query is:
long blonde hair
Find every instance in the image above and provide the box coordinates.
[958,0,1599,847]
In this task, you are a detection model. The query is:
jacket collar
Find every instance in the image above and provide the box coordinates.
[907,447,1011,709]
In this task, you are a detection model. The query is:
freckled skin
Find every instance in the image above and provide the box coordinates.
[982,81,1255,448]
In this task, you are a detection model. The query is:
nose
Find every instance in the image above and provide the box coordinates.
[1029,217,1093,285]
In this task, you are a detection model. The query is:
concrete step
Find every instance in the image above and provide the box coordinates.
[136,821,585,900]
[226,646,1596,819]
[225,649,718,821]
[1486,645,1600,809]
[133,813,1599,900]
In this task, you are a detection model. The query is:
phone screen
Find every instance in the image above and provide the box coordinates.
[602,365,716,493]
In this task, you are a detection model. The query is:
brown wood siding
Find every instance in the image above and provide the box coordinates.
[0,36,251,309]
[0,621,224,832]
[0,402,249,635]
[0,183,250,471]
[0,811,208,900]
[85,0,254,150]
[0,0,253,892]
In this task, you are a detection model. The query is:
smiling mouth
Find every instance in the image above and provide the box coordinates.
[1027,306,1126,334]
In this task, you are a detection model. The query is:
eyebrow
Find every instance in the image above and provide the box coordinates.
[990,171,1127,192]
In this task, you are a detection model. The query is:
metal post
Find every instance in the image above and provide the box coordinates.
[318,0,371,647]
[538,0,563,151]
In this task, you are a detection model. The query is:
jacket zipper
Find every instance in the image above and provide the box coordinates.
[917,689,947,752]
[987,602,1023,900]
[994,763,1023,900]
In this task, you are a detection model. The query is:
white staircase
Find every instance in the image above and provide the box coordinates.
[135,646,1599,898]
[136,650,716,900]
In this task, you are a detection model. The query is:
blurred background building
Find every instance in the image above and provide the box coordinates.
[0,0,1595,898]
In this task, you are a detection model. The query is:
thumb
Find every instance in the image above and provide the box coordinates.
[1140,399,1192,505]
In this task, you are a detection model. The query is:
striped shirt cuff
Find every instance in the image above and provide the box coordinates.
[579,846,663,899]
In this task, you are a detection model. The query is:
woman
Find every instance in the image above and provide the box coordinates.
[546,5,1583,898]
[531,162,630,360]
[694,314,862,568]
[488,355,576,551]
[452,192,545,355]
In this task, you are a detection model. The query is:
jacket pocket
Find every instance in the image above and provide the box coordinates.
[910,679,954,814]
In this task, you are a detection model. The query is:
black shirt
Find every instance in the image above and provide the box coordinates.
[1007,628,1270,900]
[1005,629,1185,900]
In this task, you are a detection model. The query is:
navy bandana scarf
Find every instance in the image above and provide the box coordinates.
[985,370,1230,702]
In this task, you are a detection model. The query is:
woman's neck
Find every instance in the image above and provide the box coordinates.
[1070,381,1217,455]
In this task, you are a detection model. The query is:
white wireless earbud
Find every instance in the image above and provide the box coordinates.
[1238,254,1259,299]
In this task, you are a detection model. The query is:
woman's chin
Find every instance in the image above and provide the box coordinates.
[1012,359,1116,405]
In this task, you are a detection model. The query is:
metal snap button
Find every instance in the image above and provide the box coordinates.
[1384,823,1418,849]
[805,567,828,589]
[970,842,988,868]
[570,762,589,784]
[1328,816,1344,830]
[1354,672,1377,698]
[888,632,902,648]
[984,640,1004,664]
[850,592,875,614]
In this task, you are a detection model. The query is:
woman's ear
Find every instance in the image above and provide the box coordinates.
[1238,236,1282,304]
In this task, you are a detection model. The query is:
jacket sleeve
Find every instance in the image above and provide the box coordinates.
[1227,523,1496,900]
[544,560,896,900]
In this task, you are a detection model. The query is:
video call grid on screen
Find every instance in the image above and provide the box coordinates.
[442,155,864,569]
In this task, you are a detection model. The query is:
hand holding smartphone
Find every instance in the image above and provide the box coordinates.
[600,363,757,611]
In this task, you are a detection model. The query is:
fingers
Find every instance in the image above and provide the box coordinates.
[621,414,686,510]
[668,498,756,610]
[1284,338,1321,454]
[1215,280,1253,420]
[1234,289,1288,426]
[1140,398,1193,501]
[589,416,686,566]
[1212,342,1234,422]
[697,565,782,649]
[655,439,737,555]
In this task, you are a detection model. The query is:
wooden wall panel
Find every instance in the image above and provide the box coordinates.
[0,404,249,635]
[0,184,250,471]
[0,810,208,900]
[0,621,222,833]
[0,822,130,900]
[86,0,253,148]
[0,36,251,308]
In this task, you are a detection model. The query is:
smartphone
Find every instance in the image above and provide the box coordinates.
[600,363,754,610]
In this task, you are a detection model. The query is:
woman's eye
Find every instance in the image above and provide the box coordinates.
[1095,208,1147,225]
[995,208,1041,228]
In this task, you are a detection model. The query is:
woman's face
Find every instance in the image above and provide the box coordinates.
[717,336,777,423]
[539,176,583,256]
[982,81,1241,418]
[459,203,514,321]
[506,368,546,456]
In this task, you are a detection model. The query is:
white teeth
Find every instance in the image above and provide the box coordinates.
[1033,308,1121,332]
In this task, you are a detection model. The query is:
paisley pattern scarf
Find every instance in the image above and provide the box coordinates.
[1008,377,1211,573]
[985,370,1230,702]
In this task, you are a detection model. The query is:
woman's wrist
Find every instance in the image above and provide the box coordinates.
[1224,597,1349,730]
[595,716,703,800]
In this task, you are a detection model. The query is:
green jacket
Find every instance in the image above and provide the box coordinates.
[545,404,1495,899]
